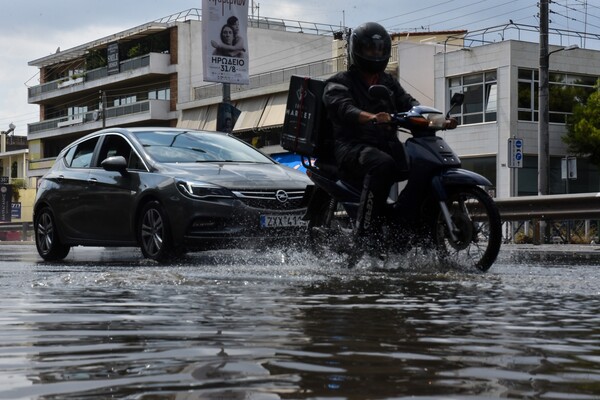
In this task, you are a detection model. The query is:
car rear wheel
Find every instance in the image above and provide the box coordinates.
[138,201,174,261]
[35,207,70,261]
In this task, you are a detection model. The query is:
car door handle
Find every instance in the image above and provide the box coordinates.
[88,178,98,185]
[57,175,64,182]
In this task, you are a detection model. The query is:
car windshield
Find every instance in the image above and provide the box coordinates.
[134,130,274,164]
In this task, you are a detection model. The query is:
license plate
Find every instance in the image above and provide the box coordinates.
[260,214,307,228]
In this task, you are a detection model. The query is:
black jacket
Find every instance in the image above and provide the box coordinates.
[323,68,419,150]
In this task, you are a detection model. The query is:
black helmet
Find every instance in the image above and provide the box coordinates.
[349,22,391,74]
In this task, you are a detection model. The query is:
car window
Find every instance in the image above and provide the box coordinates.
[69,137,99,168]
[96,134,146,171]
[133,130,274,164]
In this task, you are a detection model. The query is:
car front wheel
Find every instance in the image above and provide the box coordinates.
[138,201,174,261]
[35,207,70,261]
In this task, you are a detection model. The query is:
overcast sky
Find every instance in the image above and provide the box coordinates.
[1,0,598,136]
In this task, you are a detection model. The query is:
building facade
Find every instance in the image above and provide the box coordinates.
[27,10,339,179]
[27,10,600,199]
[399,39,600,198]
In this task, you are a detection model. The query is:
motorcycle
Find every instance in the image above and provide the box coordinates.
[301,88,502,271]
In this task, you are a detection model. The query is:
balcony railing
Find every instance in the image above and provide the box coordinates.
[29,100,153,134]
[193,44,399,101]
[194,56,346,101]
[28,54,153,98]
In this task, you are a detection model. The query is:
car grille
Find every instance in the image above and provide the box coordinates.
[232,189,306,210]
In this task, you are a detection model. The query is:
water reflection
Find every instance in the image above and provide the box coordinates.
[0,248,598,399]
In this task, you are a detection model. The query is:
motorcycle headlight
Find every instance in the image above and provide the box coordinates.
[425,113,447,129]
[176,181,234,199]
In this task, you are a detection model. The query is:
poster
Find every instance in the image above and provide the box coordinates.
[217,102,241,133]
[202,0,249,85]
[0,183,11,222]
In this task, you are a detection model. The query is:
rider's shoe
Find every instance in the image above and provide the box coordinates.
[347,229,386,268]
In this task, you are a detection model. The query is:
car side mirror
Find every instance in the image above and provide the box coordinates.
[101,156,128,173]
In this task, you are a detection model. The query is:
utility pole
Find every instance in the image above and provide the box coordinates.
[100,90,107,128]
[537,0,550,244]
[538,0,549,198]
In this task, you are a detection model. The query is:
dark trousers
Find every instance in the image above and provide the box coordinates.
[356,146,405,230]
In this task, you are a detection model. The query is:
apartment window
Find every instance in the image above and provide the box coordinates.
[518,68,597,123]
[11,162,18,178]
[449,71,497,125]
[113,95,137,107]
[68,106,88,119]
[149,88,170,100]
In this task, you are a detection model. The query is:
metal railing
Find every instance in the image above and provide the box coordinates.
[29,100,152,134]
[495,193,600,221]
[155,8,342,36]
[495,193,600,244]
[192,42,405,101]
[28,55,152,98]
[194,56,346,100]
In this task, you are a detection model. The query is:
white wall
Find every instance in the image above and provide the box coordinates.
[397,41,441,105]
[431,40,600,197]
[177,20,333,104]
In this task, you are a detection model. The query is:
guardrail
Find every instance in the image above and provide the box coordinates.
[495,193,600,221]
[2,194,598,243]
[0,222,33,242]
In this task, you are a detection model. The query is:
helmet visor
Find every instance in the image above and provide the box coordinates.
[356,33,391,61]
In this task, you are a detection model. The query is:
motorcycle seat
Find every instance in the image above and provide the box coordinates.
[313,158,362,191]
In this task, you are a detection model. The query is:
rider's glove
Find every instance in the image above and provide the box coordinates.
[445,118,458,130]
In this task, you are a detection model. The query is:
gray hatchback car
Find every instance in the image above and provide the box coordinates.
[34,127,311,261]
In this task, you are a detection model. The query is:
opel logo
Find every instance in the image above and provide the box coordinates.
[275,190,289,203]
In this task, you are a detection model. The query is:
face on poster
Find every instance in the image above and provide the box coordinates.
[202,0,249,85]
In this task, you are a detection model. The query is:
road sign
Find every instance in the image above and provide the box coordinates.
[508,138,523,168]
[561,156,577,180]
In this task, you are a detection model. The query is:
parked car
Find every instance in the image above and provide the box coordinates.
[33,127,311,261]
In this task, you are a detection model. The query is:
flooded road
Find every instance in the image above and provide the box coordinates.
[0,244,599,399]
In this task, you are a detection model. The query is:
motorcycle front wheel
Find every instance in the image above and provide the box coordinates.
[432,186,502,272]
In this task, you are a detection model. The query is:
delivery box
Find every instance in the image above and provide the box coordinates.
[281,75,332,158]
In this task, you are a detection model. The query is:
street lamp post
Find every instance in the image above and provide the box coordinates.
[0,123,16,154]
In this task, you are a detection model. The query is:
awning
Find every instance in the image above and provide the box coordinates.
[178,105,217,130]
[233,97,268,132]
[203,105,219,131]
[178,92,288,133]
[178,107,207,130]
[258,92,288,129]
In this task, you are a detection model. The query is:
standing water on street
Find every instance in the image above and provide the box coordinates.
[0,244,599,399]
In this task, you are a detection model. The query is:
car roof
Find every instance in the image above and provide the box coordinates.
[58,127,230,156]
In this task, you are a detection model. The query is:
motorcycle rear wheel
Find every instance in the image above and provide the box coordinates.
[432,186,502,272]
[307,196,357,266]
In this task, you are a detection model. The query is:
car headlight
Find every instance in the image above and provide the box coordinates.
[176,180,234,199]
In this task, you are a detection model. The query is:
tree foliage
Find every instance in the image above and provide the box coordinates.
[563,82,600,166]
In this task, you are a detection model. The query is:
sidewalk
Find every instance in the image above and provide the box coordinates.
[500,243,600,263]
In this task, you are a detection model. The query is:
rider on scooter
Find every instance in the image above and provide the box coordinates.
[322,22,420,257]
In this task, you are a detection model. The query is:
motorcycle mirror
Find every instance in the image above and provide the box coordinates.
[369,85,393,101]
[446,92,465,118]
[451,93,464,106]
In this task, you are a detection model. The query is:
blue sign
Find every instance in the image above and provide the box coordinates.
[11,202,21,219]
[508,138,524,168]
